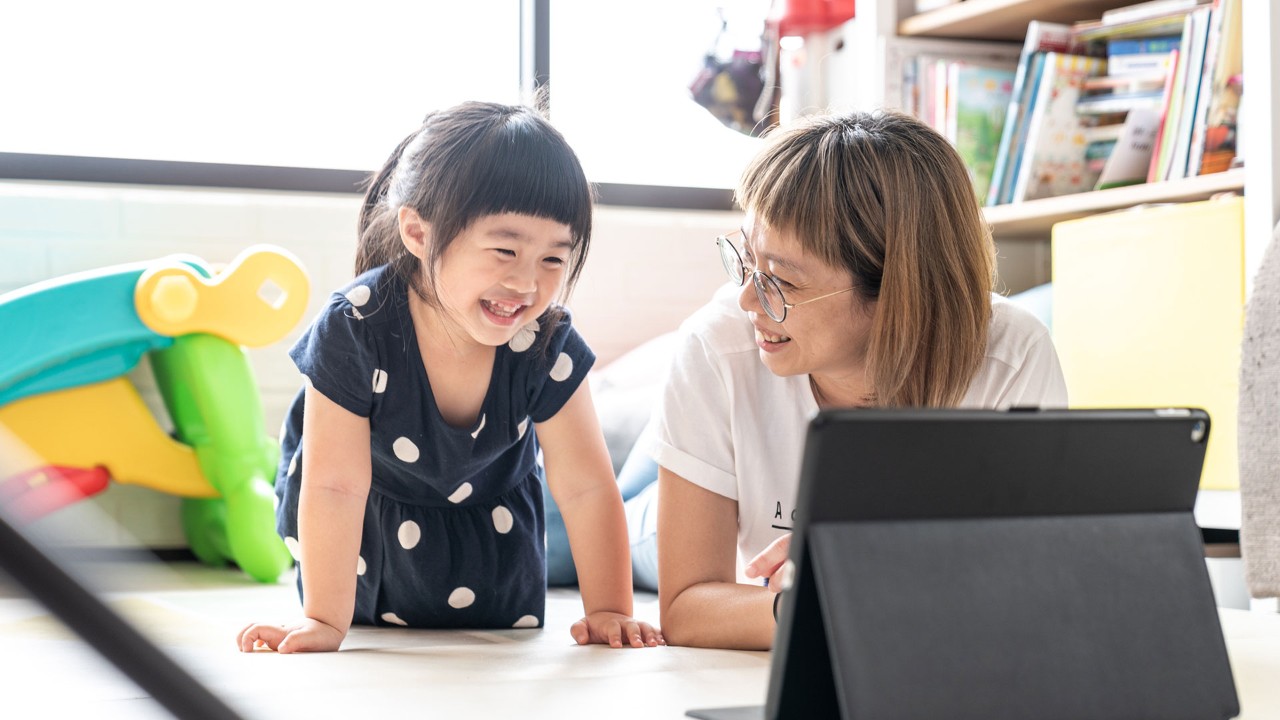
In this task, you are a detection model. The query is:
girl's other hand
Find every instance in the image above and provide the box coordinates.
[744,533,791,594]
[570,611,665,648]
[236,617,346,654]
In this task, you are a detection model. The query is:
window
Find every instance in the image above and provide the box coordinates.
[1,1,520,173]
[549,0,768,190]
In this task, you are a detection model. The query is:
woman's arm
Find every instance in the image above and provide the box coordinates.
[238,385,371,653]
[658,466,775,650]
[537,382,659,647]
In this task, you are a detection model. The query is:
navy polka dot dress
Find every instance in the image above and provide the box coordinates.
[275,264,594,630]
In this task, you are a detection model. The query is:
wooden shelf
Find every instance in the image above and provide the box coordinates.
[899,0,1130,40]
[984,168,1245,238]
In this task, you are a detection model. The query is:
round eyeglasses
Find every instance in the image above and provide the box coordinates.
[716,231,856,323]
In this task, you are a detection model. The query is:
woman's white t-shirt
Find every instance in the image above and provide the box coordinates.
[652,285,1069,571]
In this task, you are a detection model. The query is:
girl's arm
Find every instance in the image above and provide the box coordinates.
[237,385,371,653]
[536,381,660,648]
[657,466,775,650]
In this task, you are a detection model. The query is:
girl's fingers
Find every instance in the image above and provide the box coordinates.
[238,624,288,652]
[606,620,624,648]
[569,619,590,645]
[624,621,644,648]
[641,622,663,647]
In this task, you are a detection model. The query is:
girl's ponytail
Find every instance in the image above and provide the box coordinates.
[354,129,418,276]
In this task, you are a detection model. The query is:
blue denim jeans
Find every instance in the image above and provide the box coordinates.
[544,448,660,591]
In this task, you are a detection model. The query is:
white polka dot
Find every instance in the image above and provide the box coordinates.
[470,413,486,439]
[287,448,299,477]
[356,555,367,576]
[381,612,408,626]
[398,520,421,549]
[447,482,473,504]
[372,368,388,394]
[512,615,539,628]
[509,321,539,352]
[345,285,372,307]
[549,352,573,382]
[272,494,280,512]
[492,506,514,534]
[517,417,529,440]
[393,437,420,463]
[284,536,301,561]
[448,587,476,609]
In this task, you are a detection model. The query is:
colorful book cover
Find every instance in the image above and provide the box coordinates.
[1165,6,1212,180]
[987,21,1074,206]
[948,63,1016,202]
[1001,53,1049,205]
[1011,52,1108,202]
[1149,14,1194,182]
[1196,0,1241,174]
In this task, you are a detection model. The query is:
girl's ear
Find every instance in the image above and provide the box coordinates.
[398,206,430,259]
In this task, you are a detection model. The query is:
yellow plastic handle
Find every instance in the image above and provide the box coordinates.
[135,245,310,347]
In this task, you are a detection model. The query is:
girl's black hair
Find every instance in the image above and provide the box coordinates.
[356,101,595,340]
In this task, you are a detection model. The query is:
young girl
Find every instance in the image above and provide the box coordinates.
[237,101,661,653]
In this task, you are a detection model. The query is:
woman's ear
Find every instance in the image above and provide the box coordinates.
[398,206,430,259]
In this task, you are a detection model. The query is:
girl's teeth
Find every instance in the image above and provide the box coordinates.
[484,300,521,317]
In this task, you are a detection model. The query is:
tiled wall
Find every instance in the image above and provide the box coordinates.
[0,180,734,547]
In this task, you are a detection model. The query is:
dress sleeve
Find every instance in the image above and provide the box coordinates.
[651,327,739,500]
[288,293,381,418]
[526,310,596,423]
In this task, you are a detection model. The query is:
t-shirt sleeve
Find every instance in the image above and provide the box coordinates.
[526,311,596,423]
[288,293,380,417]
[651,328,739,500]
[997,329,1069,409]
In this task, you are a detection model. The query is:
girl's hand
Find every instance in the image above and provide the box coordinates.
[569,612,665,648]
[236,617,346,654]
[744,533,792,594]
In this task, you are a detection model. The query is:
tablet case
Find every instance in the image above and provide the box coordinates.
[690,408,1239,720]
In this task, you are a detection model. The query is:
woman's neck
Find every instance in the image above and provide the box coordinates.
[808,370,873,409]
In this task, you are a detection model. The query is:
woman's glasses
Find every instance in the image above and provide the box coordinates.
[716,231,856,323]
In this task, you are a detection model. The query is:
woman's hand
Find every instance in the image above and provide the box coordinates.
[236,617,346,654]
[744,533,792,594]
[569,611,665,648]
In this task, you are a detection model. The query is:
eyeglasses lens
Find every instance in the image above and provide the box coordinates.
[718,236,745,287]
[753,273,786,323]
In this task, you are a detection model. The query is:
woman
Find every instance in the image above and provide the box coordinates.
[653,110,1067,649]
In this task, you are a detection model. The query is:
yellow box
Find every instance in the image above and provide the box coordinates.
[1052,197,1244,490]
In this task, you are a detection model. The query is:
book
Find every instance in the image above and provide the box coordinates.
[947,63,1017,202]
[986,21,1075,206]
[1101,0,1203,25]
[1185,0,1227,176]
[1146,47,1182,182]
[1165,5,1212,180]
[1010,52,1108,202]
[1095,108,1163,188]
[1107,35,1180,76]
[1000,52,1049,205]
[1195,0,1242,175]
[1076,90,1165,115]
[881,36,1021,115]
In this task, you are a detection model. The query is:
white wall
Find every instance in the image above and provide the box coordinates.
[0,180,732,547]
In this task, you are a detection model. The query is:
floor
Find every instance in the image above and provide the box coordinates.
[0,557,769,719]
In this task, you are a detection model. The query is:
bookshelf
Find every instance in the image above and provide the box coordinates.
[899,0,1127,41]
[986,167,1244,237]
[876,0,1279,279]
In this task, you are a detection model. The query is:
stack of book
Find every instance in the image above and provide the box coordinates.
[891,0,1243,206]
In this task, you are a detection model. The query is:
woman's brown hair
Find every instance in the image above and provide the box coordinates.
[736,109,995,407]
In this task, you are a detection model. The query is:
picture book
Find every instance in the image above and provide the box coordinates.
[987,21,1075,206]
[1010,52,1108,202]
[947,63,1017,202]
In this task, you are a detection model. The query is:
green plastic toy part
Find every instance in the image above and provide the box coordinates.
[149,333,292,583]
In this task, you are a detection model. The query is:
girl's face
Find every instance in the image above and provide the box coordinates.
[431,212,574,347]
[738,214,877,383]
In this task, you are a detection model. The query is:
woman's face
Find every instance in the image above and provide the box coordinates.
[432,212,573,348]
[738,214,877,383]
